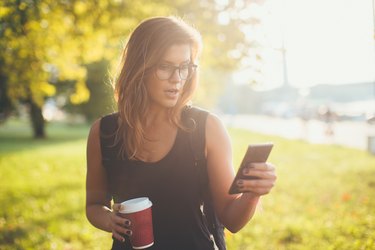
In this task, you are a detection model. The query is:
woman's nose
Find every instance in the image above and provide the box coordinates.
[169,69,182,82]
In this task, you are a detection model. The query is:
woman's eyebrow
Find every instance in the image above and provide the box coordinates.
[160,59,190,64]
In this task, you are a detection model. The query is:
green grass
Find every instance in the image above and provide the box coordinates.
[1,119,375,249]
[0,119,109,249]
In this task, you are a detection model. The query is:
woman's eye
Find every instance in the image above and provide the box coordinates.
[158,64,173,71]
[180,64,189,70]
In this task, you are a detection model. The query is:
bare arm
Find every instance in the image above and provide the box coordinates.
[205,114,276,233]
[86,119,131,242]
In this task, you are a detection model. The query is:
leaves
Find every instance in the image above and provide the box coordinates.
[0,0,265,128]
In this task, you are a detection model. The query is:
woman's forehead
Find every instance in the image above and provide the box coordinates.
[161,44,191,63]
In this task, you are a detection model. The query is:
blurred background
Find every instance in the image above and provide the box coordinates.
[1,0,375,249]
[0,0,375,152]
[1,0,375,151]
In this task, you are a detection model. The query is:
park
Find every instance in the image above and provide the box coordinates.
[1,118,374,249]
[1,0,375,249]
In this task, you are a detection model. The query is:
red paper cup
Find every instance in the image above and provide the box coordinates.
[120,197,154,249]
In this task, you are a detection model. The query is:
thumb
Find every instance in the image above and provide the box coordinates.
[112,203,122,212]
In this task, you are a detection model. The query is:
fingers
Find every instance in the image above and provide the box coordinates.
[243,162,276,179]
[112,230,126,243]
[237,162,277,195]
[237,179,274,189]
[113,221,132,237]
[247,162,275,171]
[111,216,132,242]
[112,203,122,212]
[109,205,132,243]
[237,179,275,195]
[111,203,132,227]
[112,214,132,227]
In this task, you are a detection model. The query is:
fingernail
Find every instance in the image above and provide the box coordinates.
[126,230,132,236]
[122,237,126,242]
[124,220,131,226]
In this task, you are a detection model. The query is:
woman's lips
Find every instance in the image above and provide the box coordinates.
[165,89,179,98]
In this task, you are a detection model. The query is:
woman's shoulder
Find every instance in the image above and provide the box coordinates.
[101,112,119,123]
[99,112,119,134]
[183,105,224,128]
[88,112,119,139]
[183,105,209,117]
[204,111,230,148]
[206,112,226,134]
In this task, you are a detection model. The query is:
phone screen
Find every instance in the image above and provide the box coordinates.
[228,143,273,195]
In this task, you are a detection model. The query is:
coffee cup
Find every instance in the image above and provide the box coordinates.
[119,197,154,249]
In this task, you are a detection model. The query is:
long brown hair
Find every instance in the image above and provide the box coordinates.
[113,16,202,160]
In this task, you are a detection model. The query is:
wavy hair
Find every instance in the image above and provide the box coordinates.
[113,16,202,160]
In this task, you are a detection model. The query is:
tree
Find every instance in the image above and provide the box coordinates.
[165,0,265,107]
[0,58,13,123]
[0,0,163,137]
[0,0,263,137]
[1,0,56,137]
[64,60,116,122]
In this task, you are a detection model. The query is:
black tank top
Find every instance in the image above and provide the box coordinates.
[100,107,215,250]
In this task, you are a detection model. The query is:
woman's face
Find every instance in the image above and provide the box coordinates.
[146,43,192,110]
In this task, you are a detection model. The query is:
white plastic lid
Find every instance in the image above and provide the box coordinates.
[119,197,152,214]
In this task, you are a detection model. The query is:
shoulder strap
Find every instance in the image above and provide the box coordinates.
[186,107,227,250]
[99,113,119,167]
[187,107,207,162]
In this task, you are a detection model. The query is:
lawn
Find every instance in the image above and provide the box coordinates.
[1,118,374,249]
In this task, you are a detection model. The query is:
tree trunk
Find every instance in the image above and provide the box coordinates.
[0,72,13,123]
[29,100,46,138]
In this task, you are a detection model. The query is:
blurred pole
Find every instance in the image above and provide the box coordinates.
[281,32,289,88]
[372,0,375,103]
[281,0,289,88]
[368,0,375,155]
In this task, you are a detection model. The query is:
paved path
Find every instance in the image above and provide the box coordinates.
[220,114,375,151]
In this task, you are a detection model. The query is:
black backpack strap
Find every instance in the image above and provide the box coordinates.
[99,113,119,168]
[188,107,207,163]
[186,106,227,250]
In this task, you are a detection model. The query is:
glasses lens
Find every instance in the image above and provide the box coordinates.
[185,64,197,80]
[155,63,197,80]
[179,64,190,80]
[156,64,173,80]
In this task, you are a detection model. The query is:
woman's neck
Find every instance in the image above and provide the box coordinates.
[144,106,171,128]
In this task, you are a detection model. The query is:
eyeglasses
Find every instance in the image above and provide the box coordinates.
[155,63,198,80]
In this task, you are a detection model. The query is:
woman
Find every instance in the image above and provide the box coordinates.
[86,16,276,250]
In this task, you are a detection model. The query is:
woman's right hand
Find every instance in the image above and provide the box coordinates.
[110,203,132,242]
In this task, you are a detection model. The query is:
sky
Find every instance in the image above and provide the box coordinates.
[232,0,375,89]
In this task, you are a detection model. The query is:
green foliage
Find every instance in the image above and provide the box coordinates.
[1,0,56,106]
[0,0,168,134]
[79,60,116,122]
[167,0,261,108]
[62,59,116,122]
[1,0,261,125]
[1,120,375,249]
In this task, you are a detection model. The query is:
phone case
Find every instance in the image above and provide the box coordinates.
[228,143,274,195]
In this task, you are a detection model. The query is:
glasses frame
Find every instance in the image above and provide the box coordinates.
[155,63,198,81]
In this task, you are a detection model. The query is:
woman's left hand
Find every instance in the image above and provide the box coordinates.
[236,162,277,196]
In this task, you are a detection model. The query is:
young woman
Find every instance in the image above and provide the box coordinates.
[86,16,277,250]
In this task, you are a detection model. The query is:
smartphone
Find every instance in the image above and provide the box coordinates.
[228,143,274,195]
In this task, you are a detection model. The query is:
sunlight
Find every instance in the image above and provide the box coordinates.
[283,0,375,86]
[233,0,375,89]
